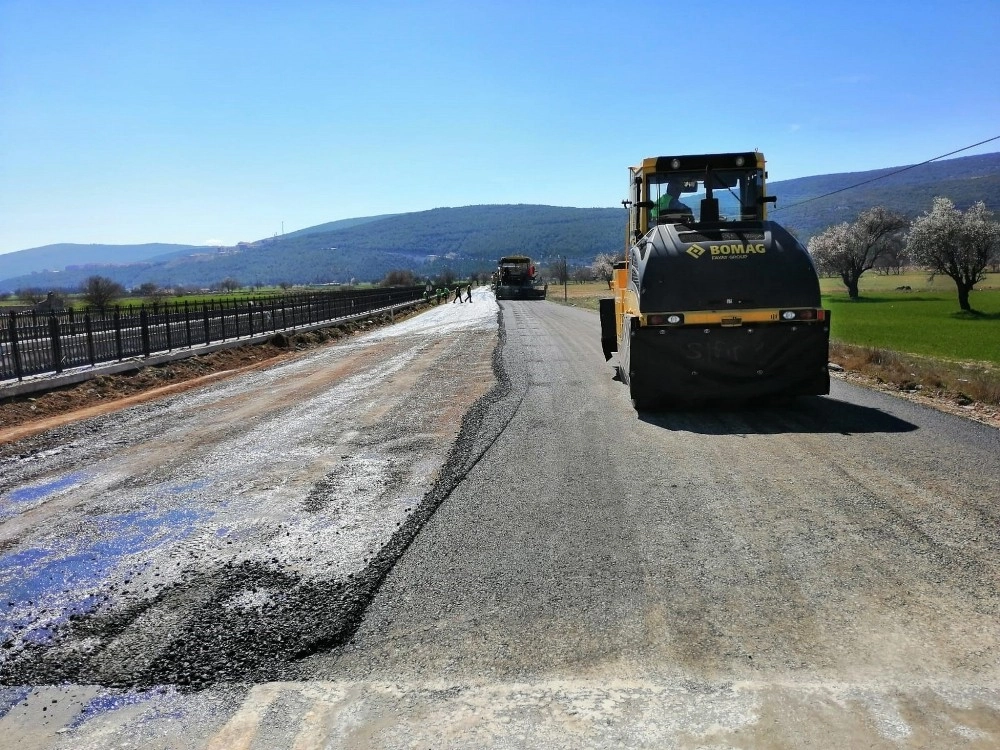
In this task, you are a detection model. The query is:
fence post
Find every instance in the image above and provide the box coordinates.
[164,304,173,352]
[113,307,123,360]
[84,312,96,366]
[202,303,211,345]
[7,312,24,382]
[140,307,151,357]
[220,300,227,341]
[48,314,64,373]
[184,301,192,348]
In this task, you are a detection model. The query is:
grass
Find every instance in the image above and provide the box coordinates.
[818,270,1000,295]
[548,281,607,311]
[552,276,1000,365]
[549,274,1000,407]
[821,292,1000,364]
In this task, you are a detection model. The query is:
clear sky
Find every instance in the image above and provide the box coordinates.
[1,0,998,254]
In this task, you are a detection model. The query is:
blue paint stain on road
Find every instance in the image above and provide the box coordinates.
[167,479,210,495]
[0,687,31,720]
[7,473,86,503]
[69,686,174,730]
[0,472,88,520]
[0,505,209,646]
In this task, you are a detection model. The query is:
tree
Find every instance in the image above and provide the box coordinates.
[81,275,125,309]
[136,282,168,303]
[381,269,416,287]
[547,257,569,285]
[16,287,45,305]
[219,277,240,292]
[872,233,909,276]
[591,252,619,289]
[435,268,456,287]
[147,285,169,304]
[906,197,1000,312]
[807,206,909,299]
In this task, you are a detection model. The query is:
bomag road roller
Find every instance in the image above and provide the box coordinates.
[600,152,830,409]
[494,254,547,300]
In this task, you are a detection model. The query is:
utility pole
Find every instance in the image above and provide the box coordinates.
[563,256,568,302]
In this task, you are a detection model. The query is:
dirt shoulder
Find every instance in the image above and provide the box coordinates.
[831,368,1000,429]
[0,311,418,443]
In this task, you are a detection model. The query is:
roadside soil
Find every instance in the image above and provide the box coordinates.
[2,304,998,439]
[831,368,1000,429]
[0,309,423,442]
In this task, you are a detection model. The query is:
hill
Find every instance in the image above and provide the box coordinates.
[1,152,998,293]
[278,214,401,239]
[0,205,623,292]
[0,243,207,285]
[771,152,1000,239]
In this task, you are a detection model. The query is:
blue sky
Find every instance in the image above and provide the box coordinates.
[1,0,998,254]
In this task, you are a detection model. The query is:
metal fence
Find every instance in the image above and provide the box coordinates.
[1,286,424,382]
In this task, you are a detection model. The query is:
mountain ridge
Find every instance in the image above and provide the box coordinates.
[2,152,998,293]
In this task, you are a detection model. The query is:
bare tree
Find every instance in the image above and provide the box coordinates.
[807,206,909,299]
[81,275,125,309]
[435,268,456,287]
[591,253,619,289]
[136,282,167,304]
[906,197,1000,312]
[219,277,240,292]
[547,258,569,285]
[381,269,416,287]
[16,287,46,305]
[873,233,909,276]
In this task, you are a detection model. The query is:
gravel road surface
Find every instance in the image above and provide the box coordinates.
[1,288,998,748]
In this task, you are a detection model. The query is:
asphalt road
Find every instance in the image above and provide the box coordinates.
[2,290,999,748]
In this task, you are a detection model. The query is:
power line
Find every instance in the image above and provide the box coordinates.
[772,135,1000,213]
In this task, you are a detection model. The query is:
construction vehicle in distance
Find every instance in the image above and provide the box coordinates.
[494,255,547,300]
[600,152,830,409]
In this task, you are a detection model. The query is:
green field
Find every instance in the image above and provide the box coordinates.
[818,270,1000,295]
[821,292,1000,364]
[553,272,1000,367]
[820,272,1000,365]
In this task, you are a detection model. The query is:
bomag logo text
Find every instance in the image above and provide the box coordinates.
[710,243,766,257]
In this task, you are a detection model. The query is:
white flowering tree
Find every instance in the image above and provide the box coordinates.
[591,252,619,289]
[807,206,909,299]
[906,198,1000,312]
